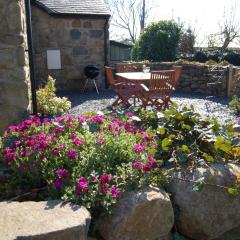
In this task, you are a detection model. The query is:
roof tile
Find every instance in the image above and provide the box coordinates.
[34,0,110,16]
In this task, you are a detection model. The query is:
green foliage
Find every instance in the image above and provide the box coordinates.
[131,20,181,62]
[37,76,71,116]
[229,95,240,115]
[179,27,195,55]
[135,105,240,168]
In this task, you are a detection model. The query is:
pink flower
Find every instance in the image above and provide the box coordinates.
[67,150,78,159]
[53,179,64,189]
[91,115,104,124]
[132,161,143,169]
[69,133,76,139]
[56,168,69,179]
[92,175,99,183]
[21,150,33,157]
[95,138,106,144]
[111,186,120,198]
[108,124,120,135]
[13,141,21,148]
[73,138,85,146]
[4,152,16,164]
[148,160,158,168]
[7,125,19,133]
[101,184,108,193]
[53,148,60,155]
[77,116,85,124]
[133,143,146,154]
[101,174,112,184]
[142,165,151,172]
[125,112,134,117]
[78,177,88,192]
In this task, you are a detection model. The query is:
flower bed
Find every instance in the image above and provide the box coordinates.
[0,113,159,215]
[0,105,240,217]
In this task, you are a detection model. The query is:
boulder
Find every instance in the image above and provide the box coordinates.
[98,187,174,240]
[0,200,91,240]
[167,163,240,240]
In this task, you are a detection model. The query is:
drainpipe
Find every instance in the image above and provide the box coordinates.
[104,18,110,88]
[25,0,38,115]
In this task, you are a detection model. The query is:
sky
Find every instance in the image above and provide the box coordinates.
[109,0,240,47]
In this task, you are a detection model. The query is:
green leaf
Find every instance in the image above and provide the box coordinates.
[162,138,172,151]
[181,145,190,152]
[203,153,214,162]
[182,123,191,130]
[214,136,232,153]
[227,188,239,196]
[157,127,166,135]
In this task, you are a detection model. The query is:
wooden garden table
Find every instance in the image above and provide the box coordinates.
[115,72,151,84]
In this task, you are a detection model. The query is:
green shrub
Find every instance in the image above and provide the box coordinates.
[0,114,160,214]
[222,51,240,66]
[194,51,208,63]
[229,95,240,115]
[131,20,181,62]
[134,105,240,167]
[37,76,71,116]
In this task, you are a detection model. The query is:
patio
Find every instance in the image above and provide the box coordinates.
[58,90,238,125]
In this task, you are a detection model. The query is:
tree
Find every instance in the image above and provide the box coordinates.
[104,0,153,43]
[179,27,196,54]
[219,4,240,50]
[207,2,240,50]
[131,20,181,61]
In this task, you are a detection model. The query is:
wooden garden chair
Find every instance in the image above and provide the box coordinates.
[141,70,177,111]
[105,66,146,108]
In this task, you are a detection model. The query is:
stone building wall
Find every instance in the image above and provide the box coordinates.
[31,6,107,91]
[114,62,233,97]
[0,0,31,135]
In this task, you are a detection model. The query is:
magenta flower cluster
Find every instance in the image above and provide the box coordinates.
[1,113,157,213]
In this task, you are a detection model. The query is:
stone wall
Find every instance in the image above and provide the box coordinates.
[0,0,31,135]
[232,68,240,97]
[114,62,235,97]
[31,6,107,91]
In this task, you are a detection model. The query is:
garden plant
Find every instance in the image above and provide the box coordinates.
[0,105,240,219]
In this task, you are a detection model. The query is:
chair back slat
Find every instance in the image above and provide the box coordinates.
[149,70,175,93]
[105,66,116,86]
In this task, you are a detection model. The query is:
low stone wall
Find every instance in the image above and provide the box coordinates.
[233,68,240,97]
[0,0,31,135]
[114,62,240,98]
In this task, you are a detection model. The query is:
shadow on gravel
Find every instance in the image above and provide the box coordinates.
[57,89,116,108]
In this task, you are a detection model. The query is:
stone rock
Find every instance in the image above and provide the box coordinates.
[72,19,82,28]
[70,29,81,40]
[90,30,103,38]
[73,46,88,56]
[0,200,91,240]
[166,163,240,240]
[98,187,174,240]
[83,21,92,28]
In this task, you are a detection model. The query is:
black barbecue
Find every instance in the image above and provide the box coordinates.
[84,65,100,79]
[83,65,100,94]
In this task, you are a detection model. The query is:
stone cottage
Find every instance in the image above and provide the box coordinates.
[31,0,110,91]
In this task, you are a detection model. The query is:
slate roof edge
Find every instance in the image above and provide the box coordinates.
[31,0,111,19]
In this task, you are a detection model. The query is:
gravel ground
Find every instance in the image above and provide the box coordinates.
[58,90,239,125]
